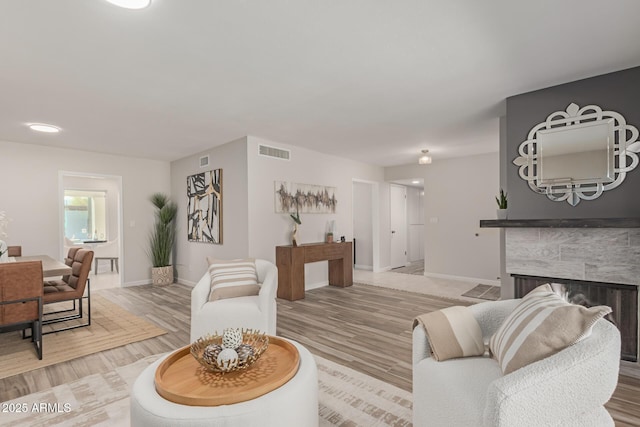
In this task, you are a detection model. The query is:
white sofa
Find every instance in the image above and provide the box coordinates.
[190,259,278,343]
[412,299,621,427]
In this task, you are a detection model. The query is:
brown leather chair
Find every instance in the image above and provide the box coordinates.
[7,246,22,257]
[42,248,93,333]
[0,261,43,359]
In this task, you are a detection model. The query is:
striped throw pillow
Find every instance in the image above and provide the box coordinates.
[489,284,612,374]
[206,258,260,301]
[413,306,485,361]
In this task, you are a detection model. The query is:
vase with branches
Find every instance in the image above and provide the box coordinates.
[290,203,301,246]
[149,193,178,284]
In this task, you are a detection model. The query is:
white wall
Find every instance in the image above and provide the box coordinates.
[352,181,374,270]
[377,182,391,271]
[170,137,249,284]
[384,163,427,183]
[0,140,170,285]
[423,152,500,282]
[246,136,385,288]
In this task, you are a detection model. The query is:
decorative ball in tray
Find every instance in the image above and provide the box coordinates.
[191,328,269,373]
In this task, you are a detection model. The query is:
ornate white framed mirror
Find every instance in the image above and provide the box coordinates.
[513,103,640,206]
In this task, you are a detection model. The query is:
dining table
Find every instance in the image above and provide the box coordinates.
[14,255,72,278]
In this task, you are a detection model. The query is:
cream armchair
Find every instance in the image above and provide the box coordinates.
[190,259,278,343]
[412,299,621,427]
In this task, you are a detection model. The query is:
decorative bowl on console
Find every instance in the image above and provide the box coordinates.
[190,328,269,373]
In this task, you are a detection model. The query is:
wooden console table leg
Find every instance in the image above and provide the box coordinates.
[328,259,345,287]
[276,246,306,301]
[328,243,353,288]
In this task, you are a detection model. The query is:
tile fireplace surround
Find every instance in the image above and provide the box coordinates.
[481,219,640,378]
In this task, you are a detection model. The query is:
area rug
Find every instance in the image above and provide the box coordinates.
[461,284,501,301]
[0,354,413,426]
[0,295,167,379]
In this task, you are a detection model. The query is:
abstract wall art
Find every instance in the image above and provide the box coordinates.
[275,181,337,214]
[188,169,222,243]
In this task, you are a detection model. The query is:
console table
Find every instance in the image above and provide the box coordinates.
[275,241,353,301]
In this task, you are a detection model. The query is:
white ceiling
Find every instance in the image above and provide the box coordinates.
[2,1,640,166]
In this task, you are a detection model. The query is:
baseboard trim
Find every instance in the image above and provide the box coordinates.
[176,278,197,287]
[306,281,328,291]
[422,271,501,287]
[122,280,150,287]
[374,266,392,273]
[123,278,198,287]
[354,264,373,271]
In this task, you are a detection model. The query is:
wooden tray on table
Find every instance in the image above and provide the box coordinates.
[154,335,300,406]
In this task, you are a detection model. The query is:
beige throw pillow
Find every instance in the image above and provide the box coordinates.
[489,283,612,375]
[206,258,260,301]
[413,306,485,361]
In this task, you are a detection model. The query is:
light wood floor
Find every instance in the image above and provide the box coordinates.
[1,283,638,426]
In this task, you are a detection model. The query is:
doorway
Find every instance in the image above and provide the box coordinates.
[59,172,123,290]
[389,184,407,269]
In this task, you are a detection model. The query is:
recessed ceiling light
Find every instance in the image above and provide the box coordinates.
[104,0,151,9]
[411,180,420,184]
[28,123,61,133]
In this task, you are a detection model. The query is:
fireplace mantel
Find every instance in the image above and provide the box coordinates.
[480,218,640,228]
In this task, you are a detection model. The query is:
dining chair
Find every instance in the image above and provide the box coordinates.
[93,238,119,274]
[0,260,44,359]
[42,248,93,333]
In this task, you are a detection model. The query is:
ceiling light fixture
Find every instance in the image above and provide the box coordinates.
[28,123,61,133]
[418,149,432,165]
[104,0,152,9]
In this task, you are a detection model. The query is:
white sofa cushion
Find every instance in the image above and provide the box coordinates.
[489,284,612,374]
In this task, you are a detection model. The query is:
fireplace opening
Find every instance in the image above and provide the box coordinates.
[513,275,638,362]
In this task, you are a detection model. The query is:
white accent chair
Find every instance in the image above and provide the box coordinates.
[412,299,621,427]
[190,259,278,343]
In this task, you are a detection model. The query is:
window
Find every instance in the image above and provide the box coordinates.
[64,190,107,242]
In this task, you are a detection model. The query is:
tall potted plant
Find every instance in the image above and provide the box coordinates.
[149,193,178,285]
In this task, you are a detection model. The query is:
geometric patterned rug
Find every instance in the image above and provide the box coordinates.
[0,354,413,426]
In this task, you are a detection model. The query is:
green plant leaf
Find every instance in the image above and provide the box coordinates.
[149,193,177,267]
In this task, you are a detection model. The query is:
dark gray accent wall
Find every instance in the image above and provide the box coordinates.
[506,66,640,219]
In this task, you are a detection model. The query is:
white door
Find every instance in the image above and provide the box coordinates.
[389,184,407,269]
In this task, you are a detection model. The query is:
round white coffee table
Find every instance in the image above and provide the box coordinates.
[130,338,318,427]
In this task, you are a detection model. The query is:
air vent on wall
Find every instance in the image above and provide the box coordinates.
[259,144,290,161]
[199,155,209,168]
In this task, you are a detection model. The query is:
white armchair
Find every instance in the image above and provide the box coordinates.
[190,259,278,343]
[412,299,621,427]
